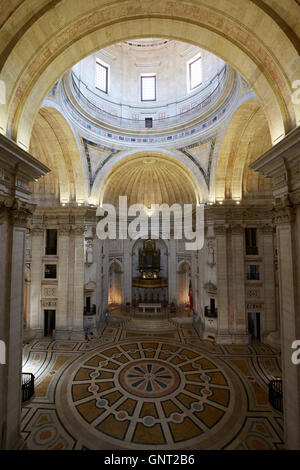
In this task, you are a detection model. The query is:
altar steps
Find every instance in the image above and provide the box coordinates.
[126,317,176,332]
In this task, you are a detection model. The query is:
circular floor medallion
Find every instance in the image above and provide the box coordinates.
[119,359,180,398]
[58,340,246,450]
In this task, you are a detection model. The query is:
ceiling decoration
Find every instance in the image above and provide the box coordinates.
[124,39,169,48]
[179,134,217,188]
[82,138,120,188]
[102,154,197,207]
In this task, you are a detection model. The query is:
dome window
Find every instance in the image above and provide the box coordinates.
[141,74,156,101]
[188,55,202,92]
[96,59,109,94]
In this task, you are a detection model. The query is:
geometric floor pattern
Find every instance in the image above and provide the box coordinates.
[21,323,284,450]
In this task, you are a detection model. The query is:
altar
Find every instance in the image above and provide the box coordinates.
[132,239,168,304]
[138,303,161,313]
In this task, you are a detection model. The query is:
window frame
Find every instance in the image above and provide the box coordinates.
[95,59,109,94]
[188,55,202,92]
[44,263,57,280]
[140,74,156,102]
[245,227,258,255]
[246,264,260,281]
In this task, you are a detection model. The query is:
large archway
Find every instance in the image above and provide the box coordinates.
[0,1,299,151]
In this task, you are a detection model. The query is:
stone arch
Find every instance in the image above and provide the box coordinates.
[215,99,272,201]
[0,1,298,150]
[41,104,89,202]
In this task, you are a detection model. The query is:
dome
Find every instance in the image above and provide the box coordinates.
[65,39,231,137]
[101,153,198,207]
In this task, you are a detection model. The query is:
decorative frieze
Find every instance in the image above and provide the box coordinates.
[42,300,57,308]
[247,288,261,298]
[246,303,263,310]
[43,287,57,297]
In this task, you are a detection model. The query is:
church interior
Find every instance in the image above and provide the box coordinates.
[0,0,299,451]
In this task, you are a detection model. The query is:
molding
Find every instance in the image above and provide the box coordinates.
[250,126,300,198]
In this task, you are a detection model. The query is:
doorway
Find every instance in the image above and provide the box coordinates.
[248,312,261,342]
[44,310,56,337]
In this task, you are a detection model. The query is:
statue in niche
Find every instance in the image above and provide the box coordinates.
[86,240,93,264]
[207,240,215,266]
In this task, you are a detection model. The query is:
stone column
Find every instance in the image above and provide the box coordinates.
[274,202,300,449]
[215,225,231,343]
[168,240,176,303]
[261,225,277,336]
[0,134,49,450]
[70,225,85,339]
[250,127,300,450]
[29,226,44,336]
[123,239,132,304]
[231,225,247,343]
[0,205,29,449]
[95,239,103,320]
[56,225,70,339]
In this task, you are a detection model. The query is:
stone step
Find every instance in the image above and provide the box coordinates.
[126,318,176,331]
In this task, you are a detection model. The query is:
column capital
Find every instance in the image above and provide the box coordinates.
[30,224,45,235]
[274,205,295,225]
[231,224,244,235]
[73,224,86,236]
[10,206,32,228]
[261,224,275,234]
[214,225,227,235]
[58,224,71,236]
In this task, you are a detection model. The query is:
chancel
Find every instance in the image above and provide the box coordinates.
[0,0,299,452]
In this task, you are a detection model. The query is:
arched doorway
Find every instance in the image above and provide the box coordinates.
[108,261,122,307]
[177,261,191,308]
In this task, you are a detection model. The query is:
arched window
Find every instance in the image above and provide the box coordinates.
[188,55,202,92]
[96,59,109,94]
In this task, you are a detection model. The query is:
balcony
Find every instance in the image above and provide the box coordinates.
[84,304,96,315]
[204,306,218,318]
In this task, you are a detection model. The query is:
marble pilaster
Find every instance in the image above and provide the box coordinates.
[56,224,71,339]
[71,225,85,339]
[215,225,231,343]
[0,134,49,449]
[250,126,300,449]
[231,225,247,343]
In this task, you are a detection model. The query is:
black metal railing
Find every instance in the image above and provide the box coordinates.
[21,373,35,402]
[268,379,283,412]
[84,304,96,315]
[204,306,218,318]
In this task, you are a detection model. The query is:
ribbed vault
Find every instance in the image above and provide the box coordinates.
[101,154,198,207]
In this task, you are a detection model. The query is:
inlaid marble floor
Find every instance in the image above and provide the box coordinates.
[21,323,284,450]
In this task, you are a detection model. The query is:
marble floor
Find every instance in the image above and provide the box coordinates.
[21,322,284,450]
